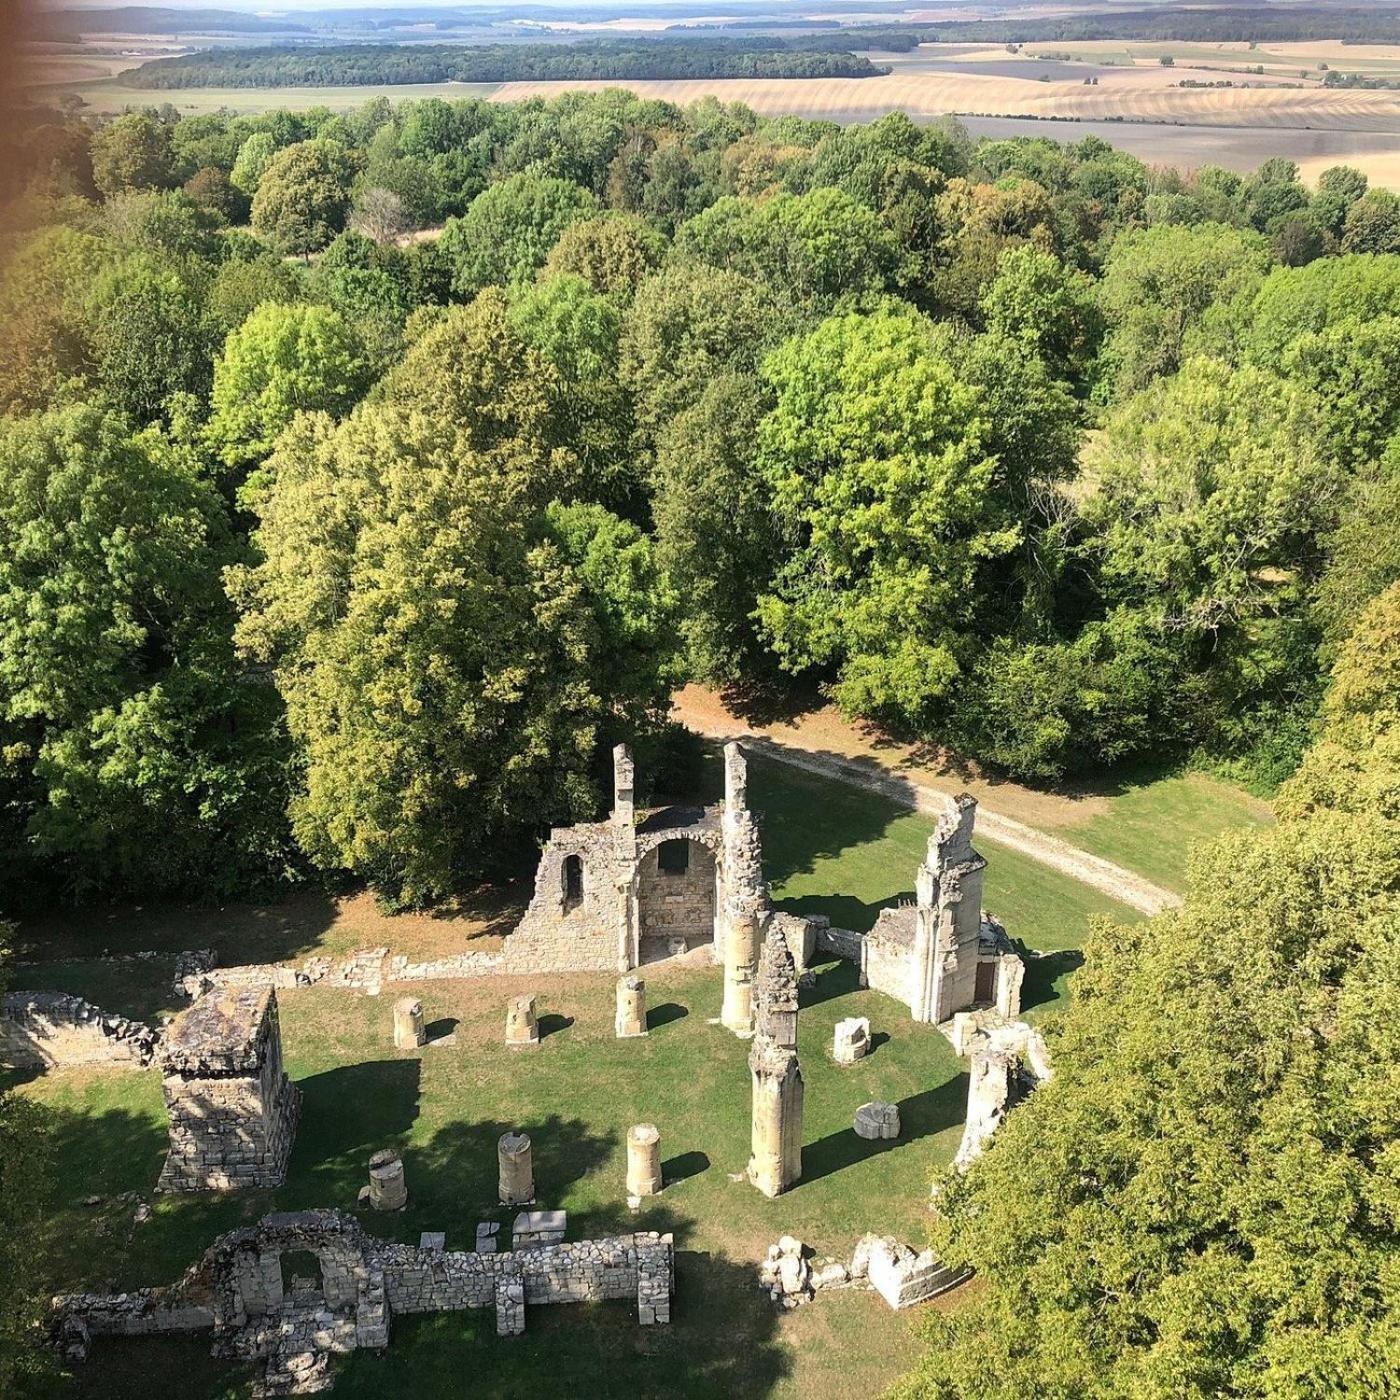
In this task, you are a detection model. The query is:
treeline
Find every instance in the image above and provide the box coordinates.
[119,39,888,90]
[4,90,1400,909]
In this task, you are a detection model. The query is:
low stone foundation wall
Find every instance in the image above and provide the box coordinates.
[0,992,159,1071]
[54,1290,215,1339]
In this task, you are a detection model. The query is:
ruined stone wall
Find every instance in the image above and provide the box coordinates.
[0,992,158,1071]
[375,1233,671,1317]
[636,839,716,948]
[499,823,628,974]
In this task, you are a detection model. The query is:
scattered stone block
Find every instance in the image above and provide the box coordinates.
[512,1209,566,1251]
[854,1101,901,1140]
[615,975,647,1038]
[832,1016,871,1065]
[475,1221,500,1254]
[505,995,539,1048]
[626,1123,662,1197]
[392,997,425,1049]
[858,1233,967,1310]
[419,1231,446,1252]
[758,1236,812,1307]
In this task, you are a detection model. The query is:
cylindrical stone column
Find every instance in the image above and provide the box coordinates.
[615,975,647,1038]
[721,912,759,1034]
[368,1148,407,1211]
[626,1123,662,1197]
[505,994,539,1047]
[498,1130,534,1206]
[393,997,425,1049]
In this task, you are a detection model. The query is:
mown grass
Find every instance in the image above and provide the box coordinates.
[13,754,1141,1397]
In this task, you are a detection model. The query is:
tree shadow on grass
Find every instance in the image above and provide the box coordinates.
[1019,949,1085,1014]
[797,1074,968,1187]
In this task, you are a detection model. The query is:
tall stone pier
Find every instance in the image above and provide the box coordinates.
[747,927,803,1197]
[910,794,988,1024]
[720,743,769,1035]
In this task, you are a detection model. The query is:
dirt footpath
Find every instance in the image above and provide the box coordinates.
[674,685,1182,917]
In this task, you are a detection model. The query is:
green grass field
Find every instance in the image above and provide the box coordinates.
[10,754,1139,1398]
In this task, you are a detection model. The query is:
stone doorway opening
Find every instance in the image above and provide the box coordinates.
[280,1249,325,1308]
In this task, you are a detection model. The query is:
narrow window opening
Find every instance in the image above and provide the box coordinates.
[562,854,584,911]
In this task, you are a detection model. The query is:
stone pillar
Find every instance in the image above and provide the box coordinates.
[612,743,635,829]
[393,997,425,1049]
[505,995,539,1048]
[613,744,639,972]
[748,1043,803,1198]
[719,741,770,1036]
[720,913,760,1035]
[626,1123,662,1197]
[911,794,986,1025]
[833,1015,870,1065]
[498,1131,534,1205]
[367,1148,407,1210]
[747,925,803,1197]
[994,954,1025,1020]
[615,975,647,1038]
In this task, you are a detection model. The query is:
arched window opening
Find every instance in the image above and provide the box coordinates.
[562,854,584,911]
[658,839,690,876]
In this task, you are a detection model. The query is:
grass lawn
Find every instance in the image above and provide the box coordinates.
[1062,770,1272,895]
[10,753,1140,1398]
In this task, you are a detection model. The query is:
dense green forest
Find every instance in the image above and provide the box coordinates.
[119,38,887,89]
[3,90,1400,909]
[4,87,1400,1397]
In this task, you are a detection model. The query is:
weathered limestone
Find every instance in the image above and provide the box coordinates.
[392,997,425,1049]
[1,990,159,1071]
[747,928,804,1197]
[852,1233,967,1310]
[856,796,1025,1027]
[55,1209,676,1389]
[854,1102,901,1141]
[720,743,769,1034]
[512,1210,566,1250]
[832,1016,871,1065]
[626,1123,662,1198]
[615,976,647,1038]
[758,1235,812,1308]
[504,995,539,1048]
[369,1149,407,1211]
[954,1018,1051,1170]
[498,1132,534,1206]
[157,988,299,1193]
[503,742,770,978]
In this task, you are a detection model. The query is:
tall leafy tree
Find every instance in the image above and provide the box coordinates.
[90,112,172,197]
[229,294,676,903]
[0,407,291,898]
[251,139,355,256]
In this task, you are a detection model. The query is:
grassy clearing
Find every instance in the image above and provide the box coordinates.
[11,754,1139,1396]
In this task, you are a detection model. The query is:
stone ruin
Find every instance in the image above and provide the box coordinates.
[157,987,300,1193]
[951,1014,1052,1170]
[747,926,804,1198]
[54,1208,674,1395]
[814,792,1025,1027]
[759,1232,967,1312]
[504,742,774,997]
[0,990,159,1071]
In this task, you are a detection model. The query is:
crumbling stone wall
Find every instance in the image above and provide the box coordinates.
[0,992,158,1071]
[953,1017,1052,1170]
[158,988,300,1192]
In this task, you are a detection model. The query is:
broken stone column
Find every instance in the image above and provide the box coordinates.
[366,1148,407,1211]
[832,1016,870,1065]
[854,1101,901,1140]
[615,976,647,1038]
[747,926,804,1197]
[392,997,425,1049]
[498,1131,534,1206]
[911,794,987,1024]
[720,741,770,1036]
[994,952,1025,1020]
[626,1123,662,1197]
[505,995,539,1048]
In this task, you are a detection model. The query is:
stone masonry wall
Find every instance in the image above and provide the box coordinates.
[637,839,716,947]
[0,991,159,1071]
